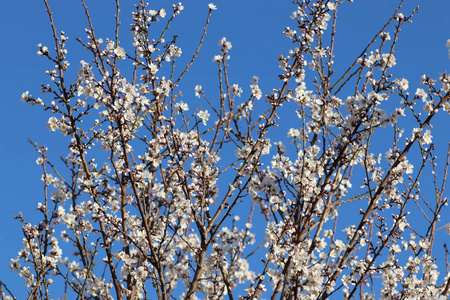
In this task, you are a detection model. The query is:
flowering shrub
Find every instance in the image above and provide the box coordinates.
[3,0,450,299]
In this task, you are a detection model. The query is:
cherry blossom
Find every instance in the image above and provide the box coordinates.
[6,0,450,299]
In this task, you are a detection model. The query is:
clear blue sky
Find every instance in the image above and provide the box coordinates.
[0,0,449,296]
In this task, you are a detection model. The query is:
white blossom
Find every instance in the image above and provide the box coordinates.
[197,110,210,125]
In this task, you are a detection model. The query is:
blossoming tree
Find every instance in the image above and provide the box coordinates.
[3,0,450,299]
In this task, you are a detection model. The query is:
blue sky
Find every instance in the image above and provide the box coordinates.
[0,0,449,297]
